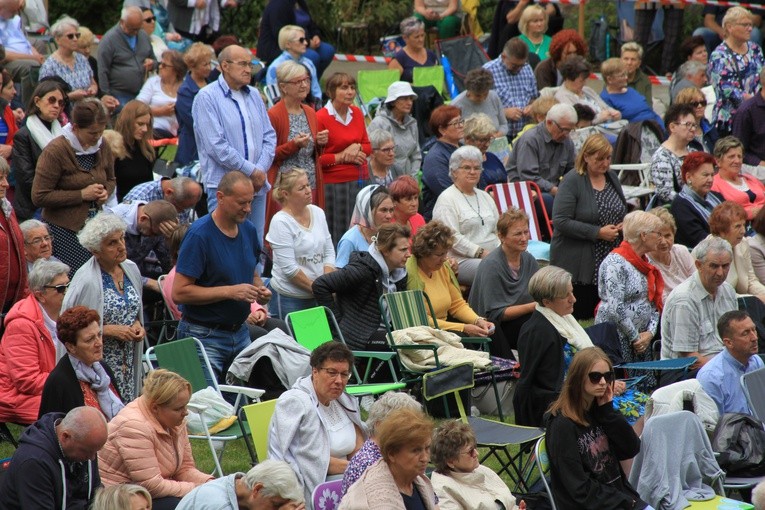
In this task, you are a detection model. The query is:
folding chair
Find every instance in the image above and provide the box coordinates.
[312,479,343,510]
[533,437,558,510]
[144,337,264,477]
[485,181,552,241]
[610,163,654,202]
[413,66,447,100]
[379,290,506,422]
[285,306,405,397]
[421,363,545,493]
[241,399,277,463]
[741,366,765,421]
[356,69,400,120]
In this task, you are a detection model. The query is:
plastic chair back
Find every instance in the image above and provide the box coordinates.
[312,479,343,510]
[356,69,400,107]
[413,66,445,98]
[742,366,765,421]
[242,399,277,463]
[286,306,335,352]
[153,337,211,393]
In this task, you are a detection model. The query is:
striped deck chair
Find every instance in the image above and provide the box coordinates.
[486,181,551,261]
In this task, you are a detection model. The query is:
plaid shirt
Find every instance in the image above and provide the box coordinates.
[483,57,538,138]
[123,179,192,224]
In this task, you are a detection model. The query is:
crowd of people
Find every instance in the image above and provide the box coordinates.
[4,0,765,509]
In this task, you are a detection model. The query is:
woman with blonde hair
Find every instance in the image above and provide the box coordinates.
[551,133,627,319]
[113,100,155,201]
[176,43,214,166]
[463,113,506,189]
[265,167,335,319]
[518,4,551,62]
[99,369,213,509]
[137,49,186,139]
[93,484,152,510]
[545,347,648,510]
[646,208,695,301]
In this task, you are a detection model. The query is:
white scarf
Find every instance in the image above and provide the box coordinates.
[26,114,62,150]
[68,354,124,420]
[535,304,593,350]
[62,123,102,155]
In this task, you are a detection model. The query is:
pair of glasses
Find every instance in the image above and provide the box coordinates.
[319,367,352,381]
[25,234,53,246]
[459,165,482,173]
[158,62,174,69]
[293,37,308,44]
[460,445,478,456]
[674,121,698,129]
[143,16,156,23]
[375,146,396,154]
[65,32,81,40]
[691,100,707,108]
[471,136,493,145]
[44,282,70,294]
[44,95,65,107]
[285,76,310,85]
[552,119,574,134]
[225,60,254,68]
[587,371,615,384]
[448,118,465,127]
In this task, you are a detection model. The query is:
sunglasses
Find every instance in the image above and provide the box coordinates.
[44,95,65,108]
[65,32,81,40]
[44,282,70,294]
[587,371,615,384]
[293,37,308,44]
[143,16,156,23]
[691,100,707,108]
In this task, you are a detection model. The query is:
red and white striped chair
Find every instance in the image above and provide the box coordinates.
[485,181,552,242]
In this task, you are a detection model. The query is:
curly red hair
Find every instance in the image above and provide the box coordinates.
[549,29,587,63]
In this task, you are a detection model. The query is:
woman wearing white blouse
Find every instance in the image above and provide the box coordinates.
[266,167,336,320]
[432,146,499,286]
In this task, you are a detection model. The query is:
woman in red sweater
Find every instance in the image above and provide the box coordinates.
[316,72,372,243]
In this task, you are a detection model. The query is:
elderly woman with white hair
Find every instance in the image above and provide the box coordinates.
[432,145,500,286]
[463,113,506,189]
[709,6,765,136]
[341,392,422,496]
[368,82,421,177]
[266,25,322,102]
[0,259,70,425]
[367,129,406,187]
[595,210,665,388]
[63,212,144,402]
[38,16,98,102]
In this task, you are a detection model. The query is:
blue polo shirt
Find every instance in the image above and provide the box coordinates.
[697,348,764,416]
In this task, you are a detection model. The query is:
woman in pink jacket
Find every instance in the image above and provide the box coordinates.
[98,369,213,509]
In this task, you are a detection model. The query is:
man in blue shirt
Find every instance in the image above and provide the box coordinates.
[192,44,276,250]
[482,37,538,139]
[698,310,764,416]
[172,170,271,384]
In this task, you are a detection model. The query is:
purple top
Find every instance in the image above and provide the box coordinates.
[341,439,381,495]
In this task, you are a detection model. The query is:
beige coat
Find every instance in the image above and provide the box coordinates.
[98,397,212,498]
[431,465,519,510]
[340,459,438,510]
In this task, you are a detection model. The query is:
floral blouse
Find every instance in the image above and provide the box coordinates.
[709,41,764,133]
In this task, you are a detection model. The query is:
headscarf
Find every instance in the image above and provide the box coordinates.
[350,184,390,229]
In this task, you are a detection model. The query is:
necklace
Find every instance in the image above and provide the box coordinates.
[460,190,484,225]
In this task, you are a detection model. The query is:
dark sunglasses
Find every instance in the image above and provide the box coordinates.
[295,37,308,44]
[691,100,707,108]
[143,16,156,23]
[587,371,615,384]
[43,282,70,294]
[45,95,65,108]
[65,32,81,40]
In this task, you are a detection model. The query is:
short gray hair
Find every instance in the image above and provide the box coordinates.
[242,459,304,502]
[170,175,197,202]
[678,60,706,79]
[400,16,425,37]
[50,16,79,39]
[19,218,47,238]
[622,210,664,244]
[120,6,142,21]
[546,103,577,124]
[448,145,483,180]
[621,41,643,59]
[693,236,733,262]
[369,128,394,150]
[367,391,422,435]
[77,213,127,253]
[528,265,572,305]
[28,259,70,292]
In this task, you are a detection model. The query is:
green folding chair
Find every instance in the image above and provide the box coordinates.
[285,306,405,397]
[534,437,557,510]
[241,399,278,463]
[379,289,506,421]
[413,65,447,99]
[145,337,264,477]
[356,69,400,120]
[422,363,544,493]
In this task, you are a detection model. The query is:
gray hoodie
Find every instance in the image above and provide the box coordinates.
[368,107,421,177]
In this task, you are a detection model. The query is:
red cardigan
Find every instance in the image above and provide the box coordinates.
[315,105,371,185]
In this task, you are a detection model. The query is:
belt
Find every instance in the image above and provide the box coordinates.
[183,317,244,332]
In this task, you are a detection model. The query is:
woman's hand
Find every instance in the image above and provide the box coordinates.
[12,108,25,123]
[596,380,614,406]
[156,103,175,116]
[463,323,490,337]
[246,309,268,326]
[316,129,329,146]
[292,132,311,148]
[597,224,621,242]
[81,183,108,202]
[632,331,653,355]
[614,380,627,396]
[104,323,144,342]
[166,32,182,42]
[67,89,89,102]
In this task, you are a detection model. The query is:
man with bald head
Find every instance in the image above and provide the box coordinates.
[0,406,108,510]
[97,6,156,108]
[192,44,276,250]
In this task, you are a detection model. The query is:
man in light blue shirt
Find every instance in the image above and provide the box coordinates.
[192,44,276,248]
[698,310,764,416]
[265,25,322,102]
[0,0,44,104]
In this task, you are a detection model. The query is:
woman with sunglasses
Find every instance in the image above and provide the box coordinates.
[137,49,186,139]
[39,16,98,103]
[0,259,69,425]
[546,347,649,510]
[675,86,719,154]
[266,25,322,103]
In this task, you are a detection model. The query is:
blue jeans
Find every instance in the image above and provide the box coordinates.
[177,320,250,386]
[267,283,317,321]
[206,185,267,253]
[305,42,335,79]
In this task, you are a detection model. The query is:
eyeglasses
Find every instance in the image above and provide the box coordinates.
[551,119,574,133]
[460,445,478,456]
[158,62,174,69]
[292,37,308,44]
[319,367,352,381]
[25,234,53,246]
[587,371,615,384]
[470,136,493,145]
[691,100,707,108]
[43,282,70,294]
[65,32,81,40]
[225,60,253,68]
[143,16,156,23]
[447,118,465,127]
[375,146,396,153]
[459,165,482,173]
[735,22,754,28]
[674,121,698,129]
[44,95,65,107]
[285,76,310,85]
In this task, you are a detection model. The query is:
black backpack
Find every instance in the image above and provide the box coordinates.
[712,413,765,476]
